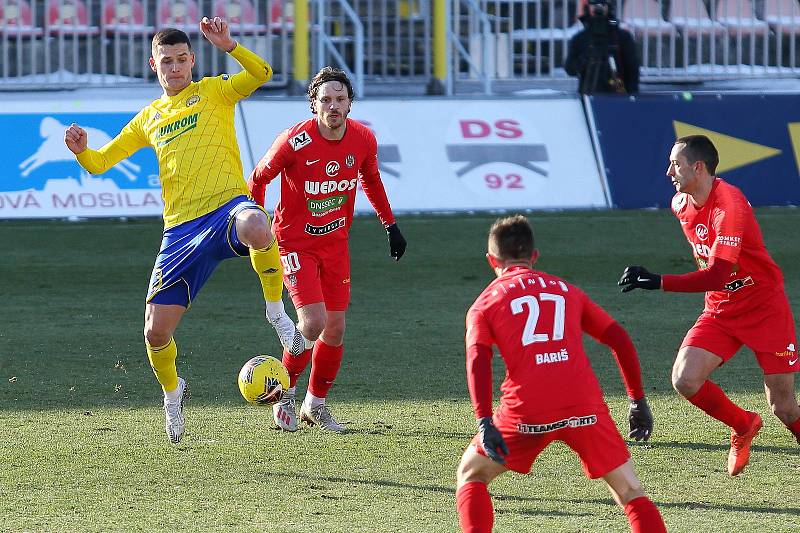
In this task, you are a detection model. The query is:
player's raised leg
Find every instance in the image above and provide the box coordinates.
[672,345,761,475]
[763,372,800,444]
[455,445,508,533]
[144,302,188,444]
[602,461,666,533]
[236,208,306,355]
[300,310,346,432]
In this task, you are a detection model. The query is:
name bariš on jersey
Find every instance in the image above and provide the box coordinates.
[535,348,569,365]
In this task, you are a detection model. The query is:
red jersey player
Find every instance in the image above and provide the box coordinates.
[619,135,800,476]
[247,67,406,433]
[457,215,666,533]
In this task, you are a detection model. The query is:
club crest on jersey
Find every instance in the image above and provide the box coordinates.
[289,131,312,151]
[326,161,340,177]
[186,95,200,107]
[695,224,709,241]
[345,154,355,168]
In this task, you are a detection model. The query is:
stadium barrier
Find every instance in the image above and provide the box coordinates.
[0,95,607,219]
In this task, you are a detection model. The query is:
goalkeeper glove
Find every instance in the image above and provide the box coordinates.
[618,266,661,292]
[246,175,266,207]
[477,417,509,465]
[628,396,653,442]
[386,223,407,261]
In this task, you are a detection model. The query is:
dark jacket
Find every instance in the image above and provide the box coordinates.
[565,17,640,94]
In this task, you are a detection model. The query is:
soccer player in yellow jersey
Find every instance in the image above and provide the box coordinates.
[63,17,307,444]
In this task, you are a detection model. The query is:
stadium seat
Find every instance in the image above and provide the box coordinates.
[102,0,154,34]
[156,0,200,33]
[213,0,268,34]
[0,0,43,37]
[669,0,726,35]
[45,0,100,36]
[764,0,800,32]
[622,0,677,36]
[269,1,294,32]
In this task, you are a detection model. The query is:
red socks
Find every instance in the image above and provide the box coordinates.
[308,340,344,398]
[688,380,752,435]
[624,496,666,533]
[787,416,800,444]
[282,348,312,388]
[456,482,493,533]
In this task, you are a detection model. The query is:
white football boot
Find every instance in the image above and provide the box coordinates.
[163,377,187,444]
[300,402,346,433]
[266,310,305,356]
[272,388,298,431]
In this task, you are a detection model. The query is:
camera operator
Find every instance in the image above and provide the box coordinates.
[565,0,640,95]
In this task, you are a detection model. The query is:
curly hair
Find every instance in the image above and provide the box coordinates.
[307,67,355,114]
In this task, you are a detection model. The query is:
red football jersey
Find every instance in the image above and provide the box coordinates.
[466,266,616,422]
[251,118,395,248]
[671,178,785,316]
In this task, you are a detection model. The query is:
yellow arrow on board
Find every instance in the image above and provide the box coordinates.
[787,123,800,175]
[673,121,781,174]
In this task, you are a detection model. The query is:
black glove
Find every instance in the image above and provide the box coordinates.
[386,223,407,261]
[628,396,653,442]
[618,266,661,292]
[477,417,509,464]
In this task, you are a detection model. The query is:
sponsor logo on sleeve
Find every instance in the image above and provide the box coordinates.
[304,217,347,236]
[723,276,754,292]
[717,235,741,247]
[289,131,312,151]
[517,414,597,434]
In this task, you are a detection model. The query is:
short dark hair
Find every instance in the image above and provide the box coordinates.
[152,28,192,56]
[307,67,355,114]
[674,135,719,175]
[488,215,535,261]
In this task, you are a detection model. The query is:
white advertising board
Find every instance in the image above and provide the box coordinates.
[241,98,608,214]
[0,95,606,220]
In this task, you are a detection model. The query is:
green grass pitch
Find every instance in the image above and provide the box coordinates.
[1,209,799,532]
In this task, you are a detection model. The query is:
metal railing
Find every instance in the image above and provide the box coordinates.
[312,0,364,96]
[2,0,800,90]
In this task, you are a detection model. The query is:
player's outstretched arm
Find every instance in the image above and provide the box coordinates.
[201,16,272,97]
[618,265,661,292]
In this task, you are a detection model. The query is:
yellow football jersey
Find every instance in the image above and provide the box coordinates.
[77,44,271,228]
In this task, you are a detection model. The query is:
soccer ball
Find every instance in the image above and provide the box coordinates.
[237,355,290,405]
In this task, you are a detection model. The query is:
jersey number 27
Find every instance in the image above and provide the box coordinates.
[510,293,565,346]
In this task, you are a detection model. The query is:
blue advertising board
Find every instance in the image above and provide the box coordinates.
[0,112,161,218]
[589,93,800,208]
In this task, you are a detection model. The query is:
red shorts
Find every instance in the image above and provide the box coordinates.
[471,404,630,479]
[681,294,798,375]
[279,241,350,312]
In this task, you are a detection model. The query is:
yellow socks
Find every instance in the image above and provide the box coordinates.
[250,237,284,302]
[146,337,179,392]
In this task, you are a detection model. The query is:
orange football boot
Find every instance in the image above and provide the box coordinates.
[727,412,763,476]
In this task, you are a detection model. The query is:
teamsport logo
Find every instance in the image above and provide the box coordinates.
[517,415,597,434]
[305,217,346,236]
[695,224,709,241]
